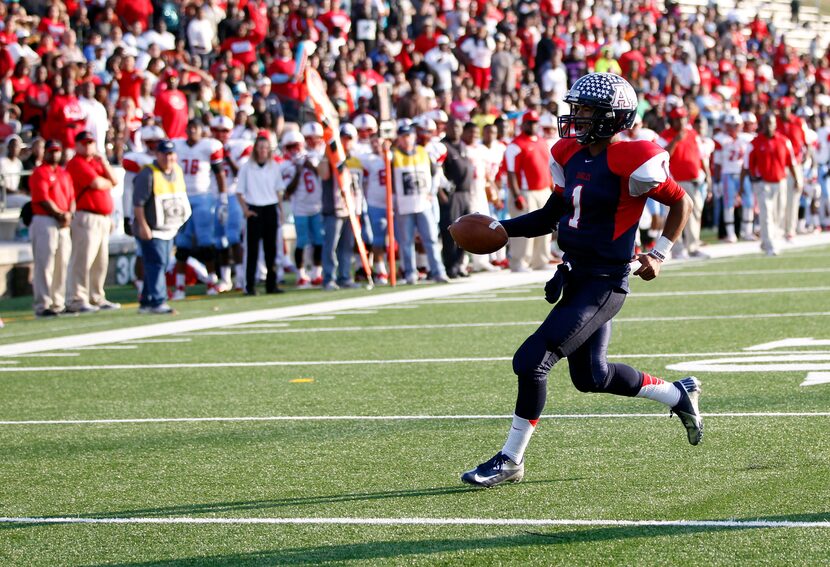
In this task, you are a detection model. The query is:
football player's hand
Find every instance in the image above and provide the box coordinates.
[514,195,527,211]
[244,209,257,219]
[632,252,662,281]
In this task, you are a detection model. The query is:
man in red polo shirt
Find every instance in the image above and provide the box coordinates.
[776,97,806,239]
[505,110,555,271]
[29,140,74,317]
[741,113,802,256]
[65,131,121,313]
[657,107,711,258]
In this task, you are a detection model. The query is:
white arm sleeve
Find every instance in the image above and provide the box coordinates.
[629,151,669,197]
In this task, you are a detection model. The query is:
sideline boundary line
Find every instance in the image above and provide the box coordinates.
[0,516,828,528]
[1,412,828,426]
[3,351,830,373]
[2,234,829,357]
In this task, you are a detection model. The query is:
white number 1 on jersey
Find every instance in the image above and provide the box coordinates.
[568,184,583,228]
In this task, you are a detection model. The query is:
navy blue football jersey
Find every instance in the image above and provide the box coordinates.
[549,138,685,265]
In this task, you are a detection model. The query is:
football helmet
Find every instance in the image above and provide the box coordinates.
[559,73,638,145]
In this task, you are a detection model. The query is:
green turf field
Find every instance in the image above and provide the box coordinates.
[1,247,829,565]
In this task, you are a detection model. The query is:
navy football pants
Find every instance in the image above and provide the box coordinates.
[512,275,644,420]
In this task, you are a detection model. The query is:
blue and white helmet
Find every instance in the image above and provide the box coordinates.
[559,73,638,145]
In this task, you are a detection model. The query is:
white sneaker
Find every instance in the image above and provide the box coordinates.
[323,281,340,291]
[170,289,186,301]
[215,280,233,293]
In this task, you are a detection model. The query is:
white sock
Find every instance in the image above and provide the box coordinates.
[501,415,537,464]
[175,273,185,290]
[374,260,388,275]
[298,267,309,280]
[635,373,681,407]
[135,280,144,296]
[220,266,231,284]
[312,265,322,279]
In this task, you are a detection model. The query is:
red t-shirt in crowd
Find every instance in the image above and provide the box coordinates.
[37,18,67,43]
[267,57,301,101]
[619,49,646,78]
[658,126,703,182]
[746,133,795,182]
[118,69,143,106]
[414,33,440,55]
[116,0,153,29]
[22,83,51,124]
[220,35,257,69]
[154,88,189,139]
[66,155,114,215]
[505,133,553,191]
[317,9,351,35]
[29,164,74,216]
[42,94,86,149]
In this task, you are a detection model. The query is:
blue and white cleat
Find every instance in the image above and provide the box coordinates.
[671,376,703,445]
[461,452,524,488]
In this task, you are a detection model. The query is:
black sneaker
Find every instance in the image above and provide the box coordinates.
[461,452,524,488]
[36,308,59,318]
[671,376,703,445]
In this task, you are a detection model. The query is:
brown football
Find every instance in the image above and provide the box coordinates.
[449,213,509,254]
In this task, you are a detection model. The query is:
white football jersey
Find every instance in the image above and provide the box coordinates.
[714,132,751,176]
[815,126,830,165]
[211,139,253,195]
[278,154,323,216]
[174,138,224,195]
[357,152,388,209]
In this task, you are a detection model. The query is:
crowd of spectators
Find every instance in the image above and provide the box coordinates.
[2,0,830,314]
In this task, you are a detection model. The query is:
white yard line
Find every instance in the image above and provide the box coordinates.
[426,286,830,304]
[1,233,828,358]
[120,339,193,344]
[201,312,830,336]
[659,267,830,277]
[0,516,827,528]
[0,412,827,426]
[0,272,551,358]
[3,351,830,373]
[72,346,138,351]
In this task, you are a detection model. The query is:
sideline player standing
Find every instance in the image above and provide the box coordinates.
[462,73,700,488]
[172,119,226,299]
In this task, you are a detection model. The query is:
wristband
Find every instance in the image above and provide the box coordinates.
[649,235,673,262]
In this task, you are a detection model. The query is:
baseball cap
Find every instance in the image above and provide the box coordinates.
[162,68,180,80]
[256,76,271,87]
[669,107,688,119]
[522,110,540,123]
[75,131,95,143]
[44,140,62,152]
[156,140,176,154]
[397,120,414,135]
[437,35,450,46]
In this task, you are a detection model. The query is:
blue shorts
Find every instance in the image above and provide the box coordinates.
[367,205,388,248]
[214,195,244,248]
[723,173,754,210]
[175,194,216,249]
[294,213,324,248]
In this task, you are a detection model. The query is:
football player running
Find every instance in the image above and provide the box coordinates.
[462,73,701,489]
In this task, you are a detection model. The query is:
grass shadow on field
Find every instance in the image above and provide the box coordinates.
[0,479,578,531]
[87,513,830,566]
